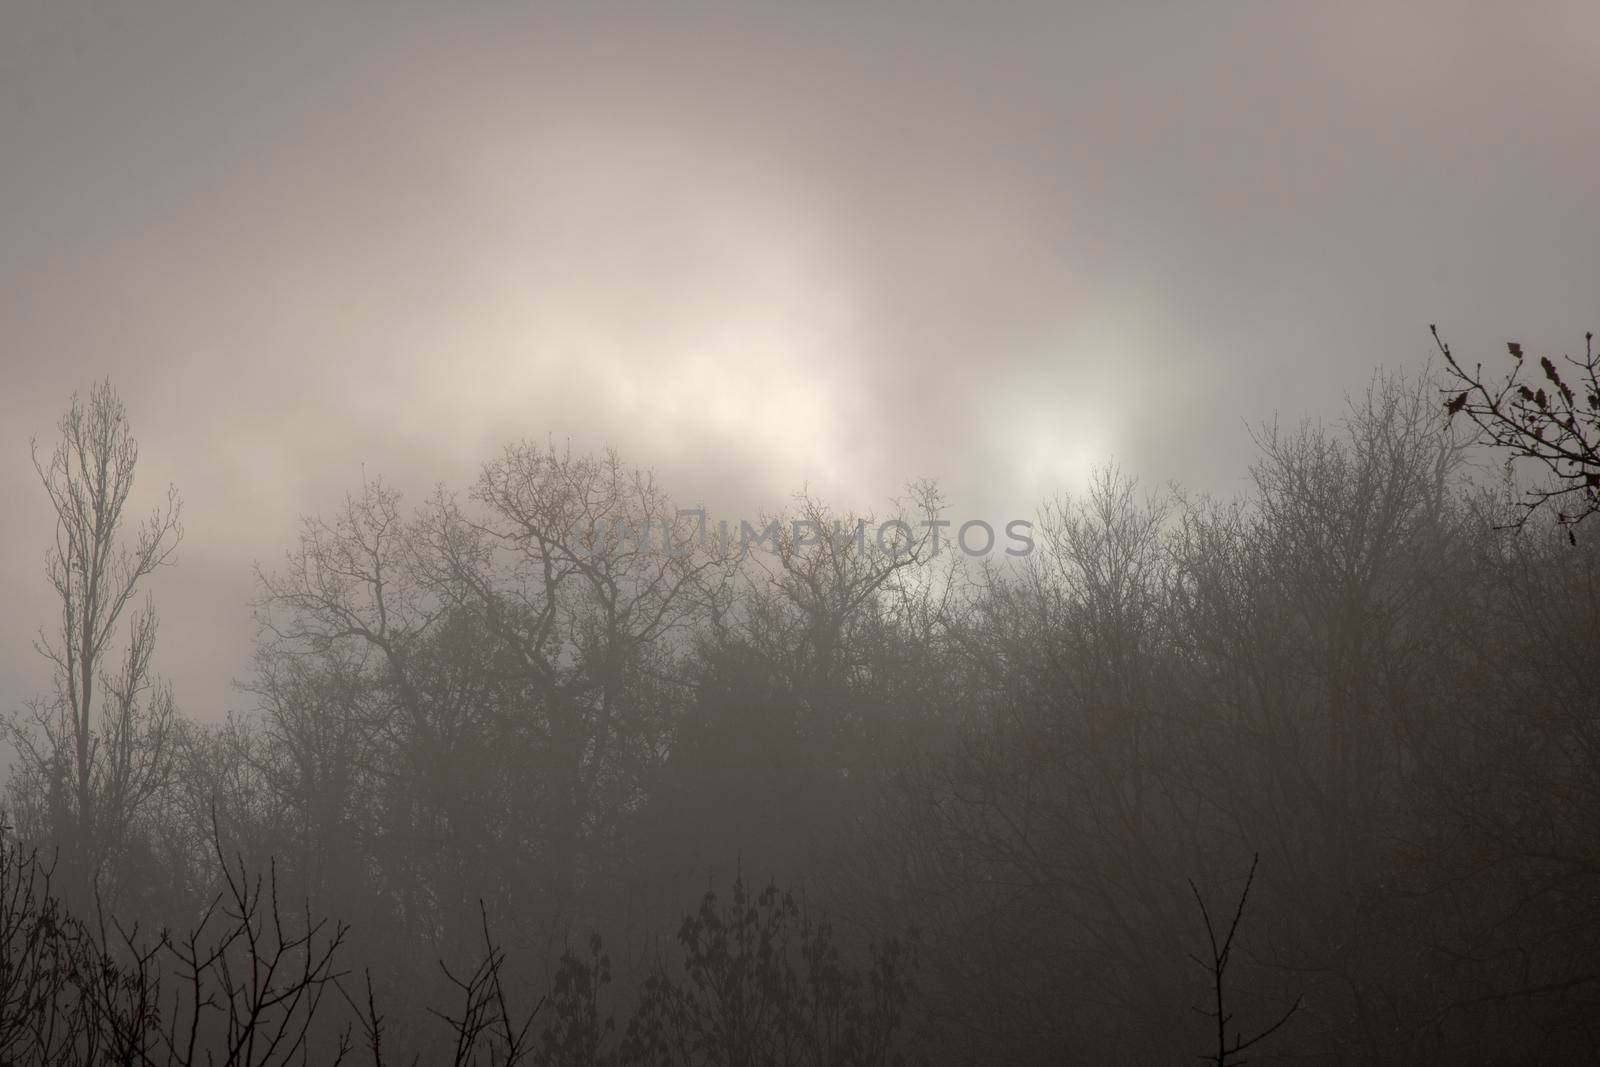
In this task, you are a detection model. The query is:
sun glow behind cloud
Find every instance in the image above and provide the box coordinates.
[981,300,1174,507]
[402,118,874,504]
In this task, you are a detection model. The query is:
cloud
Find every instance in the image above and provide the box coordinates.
[2,0,1597,719]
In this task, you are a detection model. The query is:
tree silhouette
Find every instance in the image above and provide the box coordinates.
[1187,854,1300,1066]
[1436,325,1600,539]
[6,379,183,907]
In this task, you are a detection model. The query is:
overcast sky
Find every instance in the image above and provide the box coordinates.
[2,1,1597,720]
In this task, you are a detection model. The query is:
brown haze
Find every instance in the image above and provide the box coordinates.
[3,1,1597,717]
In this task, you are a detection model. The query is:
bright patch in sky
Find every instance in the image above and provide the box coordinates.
[412,121,871,499]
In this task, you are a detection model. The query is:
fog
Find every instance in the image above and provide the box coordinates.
[1,2,1598,1063]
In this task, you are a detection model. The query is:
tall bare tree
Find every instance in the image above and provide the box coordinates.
[6,380,182,898]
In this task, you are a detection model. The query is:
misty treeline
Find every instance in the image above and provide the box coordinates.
[3,358,1599,1063]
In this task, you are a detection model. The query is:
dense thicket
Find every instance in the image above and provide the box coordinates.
[5,371,1598,1063]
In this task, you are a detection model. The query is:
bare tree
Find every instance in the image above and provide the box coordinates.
[6,380,182,901]
[1435,326,1600,538]
[427,902,543,1067]
[1187,854,1301,1066]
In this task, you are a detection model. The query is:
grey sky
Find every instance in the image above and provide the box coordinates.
[2,1,1597,720]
